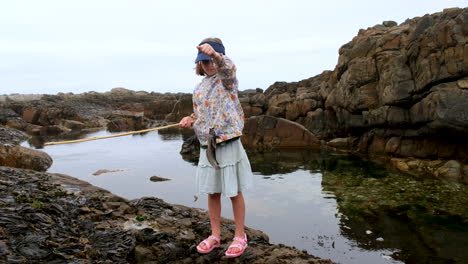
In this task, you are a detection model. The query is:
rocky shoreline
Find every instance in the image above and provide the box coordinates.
[0,167,334,263]
[0,125,334,263]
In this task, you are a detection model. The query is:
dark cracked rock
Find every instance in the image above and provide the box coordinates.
[0,126,28,145]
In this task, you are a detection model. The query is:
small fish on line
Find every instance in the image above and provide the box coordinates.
[207,128,220,170]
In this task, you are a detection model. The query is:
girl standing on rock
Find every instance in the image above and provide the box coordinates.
[179,37,253,258]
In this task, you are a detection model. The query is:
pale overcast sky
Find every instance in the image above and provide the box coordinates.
[0,0,465,95]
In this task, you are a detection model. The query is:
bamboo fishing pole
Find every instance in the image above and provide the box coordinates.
[44,123,180,146]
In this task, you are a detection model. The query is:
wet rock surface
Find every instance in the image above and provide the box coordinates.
[0,166,334,263]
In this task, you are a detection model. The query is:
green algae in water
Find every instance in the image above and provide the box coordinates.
[321,158,468,263]
[323,171,468,227]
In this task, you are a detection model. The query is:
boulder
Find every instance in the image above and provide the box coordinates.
[0,144,52,171]
[242,115,320,150]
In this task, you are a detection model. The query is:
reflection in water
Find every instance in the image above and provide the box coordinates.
[28,129,102,149]
[249,149,468,263]
[248,150,321,175]
[24,130,468,264]
[157,126,194,141]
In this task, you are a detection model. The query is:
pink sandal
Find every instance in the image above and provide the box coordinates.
[196,235,221,254]
[225,234,248,258]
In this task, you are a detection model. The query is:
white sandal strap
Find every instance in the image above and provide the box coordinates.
[229,234,247,250]
[228,243,245,250]
[233,237,245,243]
[232,234,247,243]
[208,235,221,243]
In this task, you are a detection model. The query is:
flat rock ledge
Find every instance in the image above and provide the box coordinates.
[0,166,334,264]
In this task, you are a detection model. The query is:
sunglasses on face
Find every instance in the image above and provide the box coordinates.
[201,60,214,66]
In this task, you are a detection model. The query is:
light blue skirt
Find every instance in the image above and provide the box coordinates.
[196,139,253,197]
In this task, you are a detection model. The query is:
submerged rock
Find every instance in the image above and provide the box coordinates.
[389,158,468,183]
[435,160,462,181]
[92,169,124,176]
[149,175,171,182]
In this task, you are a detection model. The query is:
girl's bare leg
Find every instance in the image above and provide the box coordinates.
[227,192,246,254]
[199,193,222,250]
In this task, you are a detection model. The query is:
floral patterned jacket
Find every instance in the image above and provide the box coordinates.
[191,55,244,146]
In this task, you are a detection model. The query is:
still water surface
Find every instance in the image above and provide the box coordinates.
[23,130,467,264]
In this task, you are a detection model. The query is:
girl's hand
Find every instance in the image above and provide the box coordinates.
[197,44,222,61]
[179,116,194,128]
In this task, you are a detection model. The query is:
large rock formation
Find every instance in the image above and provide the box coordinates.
[263,8,467,154]
[246,8,468,180]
